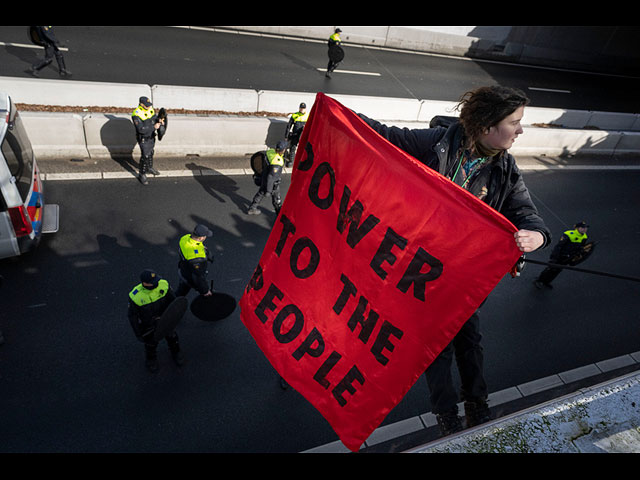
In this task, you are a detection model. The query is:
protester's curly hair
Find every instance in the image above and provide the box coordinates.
[456,86,529,153]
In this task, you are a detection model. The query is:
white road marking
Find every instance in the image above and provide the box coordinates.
[528,86,572,94]
[0,41,69,51]
[317,68,381,76]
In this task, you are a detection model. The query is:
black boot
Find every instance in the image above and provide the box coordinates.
[435,406,463,436]
[147,158,160,176]
[56,53,72,77]
[464,399,492,428]
[145,347,159,373]
[139,158,149,185]
[168,334,184,367]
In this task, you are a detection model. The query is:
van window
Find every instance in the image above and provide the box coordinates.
[1,111,34,202]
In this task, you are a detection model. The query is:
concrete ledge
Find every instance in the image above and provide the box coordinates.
[409,371,640,453]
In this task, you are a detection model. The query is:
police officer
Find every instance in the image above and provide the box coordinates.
[284,103,308,167]
[177,224,214,297]
[128,269,183,373]
[535,221,590,289]
[29,26,72,78]
[247,141,286,215]
[132,96,164,185]
[326,28,343,78]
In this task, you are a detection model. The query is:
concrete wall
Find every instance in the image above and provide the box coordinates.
[223,26,640,76]
[2,75,640,160]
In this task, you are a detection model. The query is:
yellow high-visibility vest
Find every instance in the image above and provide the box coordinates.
[132,106,155,121]
[564,229,588,243]
[179,234,207,260]
[129,279,169,306]
[266,149,284,167]
[291,111,309,123]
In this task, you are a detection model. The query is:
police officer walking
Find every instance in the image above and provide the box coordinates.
[326,28,343,78]
[535,221,591,289]
[177,224,214,297]
[247,141,286,215]
[29,26,72,78]
[284,103,308,167]
[128,269,184,373]
[132,96,164,185]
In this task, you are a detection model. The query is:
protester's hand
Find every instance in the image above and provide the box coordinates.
[204,290,213,297]
[514,230,544,252]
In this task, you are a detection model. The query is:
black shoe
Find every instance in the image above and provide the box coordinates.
[29,66,40,77]
[435,407,463,436]
[148,167,160,176]
[59,69,72,77]
[464,399,492,428]
[139,173,149,185]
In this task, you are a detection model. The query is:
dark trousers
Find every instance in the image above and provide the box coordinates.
[138,137,155,173]
[424,311,487,414]
[33,44,65,72]
[145,331,180,358]
[250,178,282,213]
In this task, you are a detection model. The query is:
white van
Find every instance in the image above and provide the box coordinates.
[0,92,58,259]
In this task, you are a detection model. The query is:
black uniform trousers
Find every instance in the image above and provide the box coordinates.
[33,43,65,72]
[424,311,487,415]
[137,137,155,173]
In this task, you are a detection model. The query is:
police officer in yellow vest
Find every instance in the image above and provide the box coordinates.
[535,221,590,289]
[132,96,164,185]
[177,224,214,297]
[326,28,343,78]
[248,141,286,216]
[128,269,183,372]
[285,103,309,167]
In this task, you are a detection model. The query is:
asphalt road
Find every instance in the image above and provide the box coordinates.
[1,25,639,113]
[0,167,638,453]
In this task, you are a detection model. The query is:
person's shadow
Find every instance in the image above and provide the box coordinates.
[99,115,139,175]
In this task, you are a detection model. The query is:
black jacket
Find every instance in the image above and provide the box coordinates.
[132,110,159,142]
[358,114,551,249]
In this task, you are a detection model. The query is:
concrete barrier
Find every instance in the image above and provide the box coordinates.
[612,131,640,155]
[152,84,259,112]
[512,126,622,157]
[79,112,286,158]
[20,112,89,159]
[0,76,150,108]
[6,75,640,160]
[21,110,636,160]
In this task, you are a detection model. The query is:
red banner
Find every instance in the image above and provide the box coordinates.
[240,93,521,452]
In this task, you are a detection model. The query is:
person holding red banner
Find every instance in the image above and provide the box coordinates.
[358,85,551,436]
